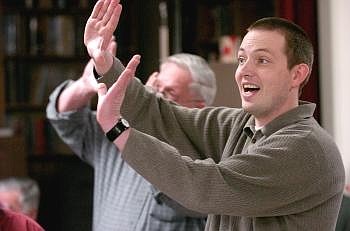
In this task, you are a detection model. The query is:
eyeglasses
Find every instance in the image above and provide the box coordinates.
[155,90,204,107]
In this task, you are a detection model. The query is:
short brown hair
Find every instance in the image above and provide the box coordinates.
[248,17,314,96]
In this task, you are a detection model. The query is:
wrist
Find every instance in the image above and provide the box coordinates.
[105,118,130,142]
[92,50,114,76]
[114,128,130,151]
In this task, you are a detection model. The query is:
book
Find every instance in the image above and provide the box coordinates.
[3,15,18,55]
[46,16,75,56]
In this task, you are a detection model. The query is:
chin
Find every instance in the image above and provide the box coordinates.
[242,103,262,117]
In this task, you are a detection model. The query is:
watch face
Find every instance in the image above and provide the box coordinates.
[121,118,130,127]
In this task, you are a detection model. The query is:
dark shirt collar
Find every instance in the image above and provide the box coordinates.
[244,101,316,138]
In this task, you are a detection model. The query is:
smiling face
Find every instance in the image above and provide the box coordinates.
[235,29,304,127]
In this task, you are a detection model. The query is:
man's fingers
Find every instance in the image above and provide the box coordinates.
[106,5,122,33]
[96,0,111,20]
[100,4,122,50]
[125,55,141,74]
[101,0,120,26]
[118,55,141,87]
[90,0,104,19]
[108,55,141,98]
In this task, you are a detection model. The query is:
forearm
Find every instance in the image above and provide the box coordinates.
[57,78,96,112]
[46,81,101,164]
[154,191,207,218]
[120,129,235,214]
[114,128,130,151]
[121,129,320,217]
[99,56,219,160]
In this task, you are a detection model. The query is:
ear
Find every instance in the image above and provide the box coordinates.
[290,63,310,88]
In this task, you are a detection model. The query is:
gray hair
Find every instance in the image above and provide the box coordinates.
[163,53,217,105]
[0,177,40,214]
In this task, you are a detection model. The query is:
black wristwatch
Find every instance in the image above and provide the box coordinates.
[93,67,102,80]
[105,118,130,142]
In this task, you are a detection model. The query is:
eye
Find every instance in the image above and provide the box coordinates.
[237,56,246,65]
[162,89,178,101]
[257,58,269,64]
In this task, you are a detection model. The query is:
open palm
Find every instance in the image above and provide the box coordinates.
[84,0,121,64]
[96,55,141,132]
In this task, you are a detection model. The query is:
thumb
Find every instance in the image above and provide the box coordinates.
[97,83,108,97]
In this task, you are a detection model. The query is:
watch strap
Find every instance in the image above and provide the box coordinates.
[105,118,130,142]
[93,67,102,80]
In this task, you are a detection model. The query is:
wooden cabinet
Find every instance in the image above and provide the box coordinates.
[0,134,27,178]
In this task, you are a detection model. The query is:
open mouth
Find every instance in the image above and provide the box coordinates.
[242,84,260,93]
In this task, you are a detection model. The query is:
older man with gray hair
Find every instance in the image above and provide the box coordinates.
[0,177,40,220]
[47,38,217,230]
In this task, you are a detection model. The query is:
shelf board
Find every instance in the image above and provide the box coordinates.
[27,154,77,162]
[3,8,90,16]
[6,104,45,114]
[4,55,89,63]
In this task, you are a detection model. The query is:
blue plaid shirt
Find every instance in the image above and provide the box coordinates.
[47,81,206,231]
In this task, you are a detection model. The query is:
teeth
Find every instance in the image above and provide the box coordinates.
[243,84,259,89]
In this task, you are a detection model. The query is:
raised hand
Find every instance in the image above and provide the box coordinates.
[81,37,118,93]
[96,55,141,133]
[84,0,121,74]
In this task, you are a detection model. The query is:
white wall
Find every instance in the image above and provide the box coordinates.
[318,0,350,184]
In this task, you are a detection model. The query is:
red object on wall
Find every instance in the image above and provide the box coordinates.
[277,0,320,122]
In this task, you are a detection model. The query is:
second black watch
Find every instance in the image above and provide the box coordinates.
[105,118,130,142]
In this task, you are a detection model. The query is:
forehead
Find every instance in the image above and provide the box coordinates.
[0,190,21,202]
[240,29,286,55]
[158,62,192,85]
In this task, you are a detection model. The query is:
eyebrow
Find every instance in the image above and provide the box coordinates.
[239,48,272,53]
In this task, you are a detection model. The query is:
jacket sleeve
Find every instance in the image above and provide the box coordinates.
[151,187,207,218]
[46,80,106,166]
[121,127,341,217]
[100,57,239,162]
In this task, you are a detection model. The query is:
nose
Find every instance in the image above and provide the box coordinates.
[236,58,254,78]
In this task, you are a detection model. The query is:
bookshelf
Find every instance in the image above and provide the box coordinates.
[179,0,276,61]
[0,0,158,229]
[1,2,91,158]
[0,1,95,230]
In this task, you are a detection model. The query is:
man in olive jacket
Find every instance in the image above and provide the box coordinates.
[84,0,345,230]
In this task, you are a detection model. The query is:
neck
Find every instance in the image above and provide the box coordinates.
[254,99,299,128]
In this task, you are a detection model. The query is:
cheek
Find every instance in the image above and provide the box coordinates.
[234,72,241,88]
[265,72,292,95]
